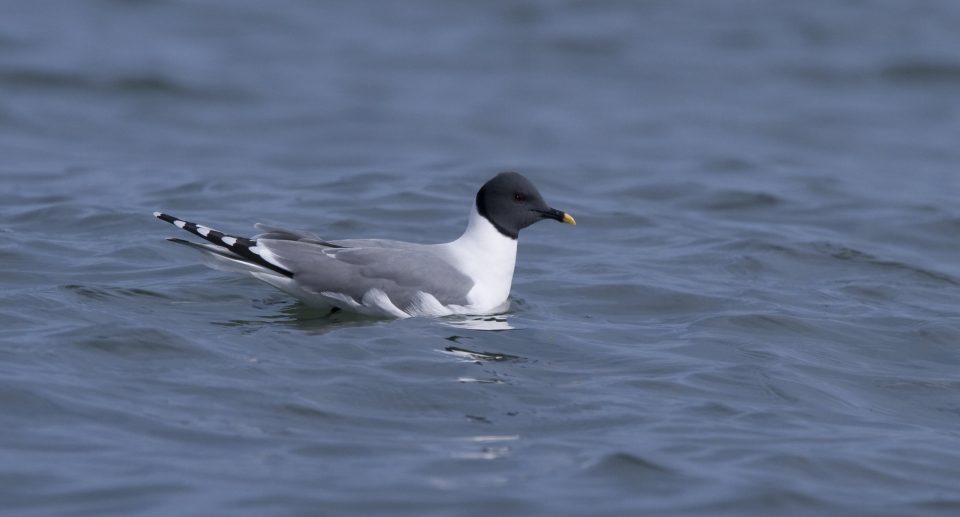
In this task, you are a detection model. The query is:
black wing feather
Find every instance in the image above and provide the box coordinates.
[154,212,293,277]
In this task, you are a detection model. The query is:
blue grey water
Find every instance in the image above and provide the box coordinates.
[2,1,960,515]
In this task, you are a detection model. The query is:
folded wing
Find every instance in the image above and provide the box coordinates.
[256,240,474,309]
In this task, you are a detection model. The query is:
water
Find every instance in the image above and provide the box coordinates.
[3,1,960,515]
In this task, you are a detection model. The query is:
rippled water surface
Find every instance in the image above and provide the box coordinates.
[3,1,960,515]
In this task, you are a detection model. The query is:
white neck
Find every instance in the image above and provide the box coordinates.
[443,206,518,310]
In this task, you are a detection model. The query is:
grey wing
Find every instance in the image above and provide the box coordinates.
[253,224,414,250]
[256,239,474,307]
[325,238,425,250]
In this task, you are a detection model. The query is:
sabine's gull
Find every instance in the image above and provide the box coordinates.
[154,172,575,318]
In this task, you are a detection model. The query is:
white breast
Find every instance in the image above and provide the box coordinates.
[440,206,518,313]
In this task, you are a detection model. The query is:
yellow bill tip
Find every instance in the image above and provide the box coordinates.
[562,213,576,225]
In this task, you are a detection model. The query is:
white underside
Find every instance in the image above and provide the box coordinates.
[197,206,518,318]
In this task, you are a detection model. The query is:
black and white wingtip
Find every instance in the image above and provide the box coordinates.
[153,212,293,277]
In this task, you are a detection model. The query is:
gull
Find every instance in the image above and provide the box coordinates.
[154,172,575,318]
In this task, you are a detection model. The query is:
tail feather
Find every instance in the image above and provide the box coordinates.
[154,212,293,277]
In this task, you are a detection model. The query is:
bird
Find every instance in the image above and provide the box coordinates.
[154,172,575,318]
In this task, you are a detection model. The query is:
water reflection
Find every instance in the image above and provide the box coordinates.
[438,314,514,331]
[440,345,524,363]
[212,298,517,334]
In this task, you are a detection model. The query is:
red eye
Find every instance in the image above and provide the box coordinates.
[514,192,526,202]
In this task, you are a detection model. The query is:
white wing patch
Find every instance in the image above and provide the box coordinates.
[314,289,474,317]
[315,288,470,318]
[361,289,408,318]
[320,289,409,318]
[406,291,464,317]
[253,243,295,273]
[319,291,360,311]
